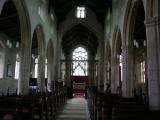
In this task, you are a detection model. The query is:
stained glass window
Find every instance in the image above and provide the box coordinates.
[72,47,88,76]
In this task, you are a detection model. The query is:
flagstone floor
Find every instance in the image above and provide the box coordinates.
[56,98,90,120]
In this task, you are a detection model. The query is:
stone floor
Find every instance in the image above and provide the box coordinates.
[56,98,90,120]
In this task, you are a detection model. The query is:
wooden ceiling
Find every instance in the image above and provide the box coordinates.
[49,0,112,25]
[0,0,146,56]
[0,1,21,42]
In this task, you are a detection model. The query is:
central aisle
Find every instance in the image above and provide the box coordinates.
[56,98,90,120]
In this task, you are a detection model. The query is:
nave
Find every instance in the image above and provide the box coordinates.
[0,0,160,120]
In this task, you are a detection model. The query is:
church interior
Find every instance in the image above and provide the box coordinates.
[0,0,160,119]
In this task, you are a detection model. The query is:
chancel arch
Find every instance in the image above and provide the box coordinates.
[61,24,98,97]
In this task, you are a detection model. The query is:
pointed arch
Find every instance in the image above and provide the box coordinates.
[31,24,46,91]
[123,0,146,46]
[32,24,45,56]
[0,0,31,95]
[122,0,148,97]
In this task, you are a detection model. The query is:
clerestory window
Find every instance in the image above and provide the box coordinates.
[76,6,86,18]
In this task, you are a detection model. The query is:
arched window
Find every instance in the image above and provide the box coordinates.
[14,54,20,79]
[34,57,39,78]
[72,47,88,76]
[119,55,122,81]
[45,59,48,78]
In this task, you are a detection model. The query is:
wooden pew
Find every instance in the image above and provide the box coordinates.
[111,97,160,120]
[0,97,18,120]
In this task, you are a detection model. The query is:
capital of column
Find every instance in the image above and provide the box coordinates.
[145,16,160,27]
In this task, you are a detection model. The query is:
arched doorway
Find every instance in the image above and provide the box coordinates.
[61,24,98,98]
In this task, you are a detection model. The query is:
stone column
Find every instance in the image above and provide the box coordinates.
[111,55,119,93]
[99,48,105,91]
[121,45,127,97]
[19,42,31,95]
[37,55,45,91]
[121,45,133,97]
[64,54,71,86]
[145,17,160,110]
[88,55,96,86]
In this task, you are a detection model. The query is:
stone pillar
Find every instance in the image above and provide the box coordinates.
[64,55,71,86]
[103,62,107,91]
[121,45,127,97]
[37,55,45,91]
[111,55,119,93]
[99,47,105,91]
[145,17,160,110]
[121,45,133,97]
[88,55,96,86]
[19,42,31,95]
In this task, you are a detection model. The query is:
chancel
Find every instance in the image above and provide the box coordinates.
[0,0,160,120]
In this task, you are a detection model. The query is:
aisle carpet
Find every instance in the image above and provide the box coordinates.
[56,98,90,120]
[73,92,85,98]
